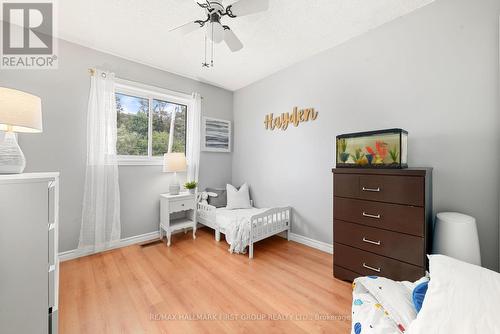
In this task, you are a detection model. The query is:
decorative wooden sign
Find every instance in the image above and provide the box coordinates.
[264,107,319,131]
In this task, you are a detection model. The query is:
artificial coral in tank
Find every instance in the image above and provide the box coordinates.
[339,138,350,163]
[375,141,389,164]
[351,148,367,165]
[365,146,375,165]
[389,146,399,164]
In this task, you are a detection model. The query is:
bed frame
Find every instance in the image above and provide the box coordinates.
[197,202,292,258]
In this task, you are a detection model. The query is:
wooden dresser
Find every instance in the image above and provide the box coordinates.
[332,168,432,282]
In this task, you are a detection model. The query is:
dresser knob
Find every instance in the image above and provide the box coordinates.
[362,263,381,273]
[362,212,381,219]
[362,186,381,192]
[362,237,381,246]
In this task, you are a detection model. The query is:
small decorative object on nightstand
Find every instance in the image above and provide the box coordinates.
[163,152,187,195]
[160,192,197,246]
[184,180,197,194]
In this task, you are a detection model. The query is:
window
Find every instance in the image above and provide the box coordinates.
[151,99,187,156]
[116,93,149,156]
[115,80,189,165]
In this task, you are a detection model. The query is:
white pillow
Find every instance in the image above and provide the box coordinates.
[408,255,500,333]
[226,183,252,210]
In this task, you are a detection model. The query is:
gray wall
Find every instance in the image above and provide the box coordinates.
[0,40,233,252]
[232,0,500,270]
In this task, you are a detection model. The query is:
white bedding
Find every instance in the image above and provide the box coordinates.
[408,255,500,334]
[215,207,268,254]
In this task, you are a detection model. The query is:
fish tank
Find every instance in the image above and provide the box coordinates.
[336,128,408,168]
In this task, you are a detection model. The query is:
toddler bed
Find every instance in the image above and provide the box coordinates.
[197,199,291,258]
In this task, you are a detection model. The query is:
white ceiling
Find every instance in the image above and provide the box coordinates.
[58,0,434,91]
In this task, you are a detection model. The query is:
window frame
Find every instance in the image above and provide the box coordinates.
[114,78,191,166]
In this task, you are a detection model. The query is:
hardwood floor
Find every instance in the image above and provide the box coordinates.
[59,228,353,334]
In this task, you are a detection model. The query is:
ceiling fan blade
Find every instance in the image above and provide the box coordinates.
[226,0,269,17]
[206,22,225,43]
[193,0,210,9]
[170,21,204,35]
[224,27,243,52]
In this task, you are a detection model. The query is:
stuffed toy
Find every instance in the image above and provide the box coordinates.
[198,191,218,205]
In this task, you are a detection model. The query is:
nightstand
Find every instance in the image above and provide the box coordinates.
[159,192,197,246]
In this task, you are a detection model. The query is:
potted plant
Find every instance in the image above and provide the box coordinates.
[184,181,198,194]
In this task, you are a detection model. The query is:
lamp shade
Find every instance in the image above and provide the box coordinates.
[0,87,42,133]
[163,153,187,173]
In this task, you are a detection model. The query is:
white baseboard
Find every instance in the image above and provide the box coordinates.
[289,233,333,254]
[59,231,160,262]
[59,229,333,262]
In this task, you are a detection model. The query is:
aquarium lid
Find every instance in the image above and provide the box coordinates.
[336,128,408,139]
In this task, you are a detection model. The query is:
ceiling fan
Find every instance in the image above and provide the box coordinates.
[170,0,269,68]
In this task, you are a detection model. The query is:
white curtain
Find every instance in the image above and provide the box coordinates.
[186,93,202,182]
[78,69,121,250]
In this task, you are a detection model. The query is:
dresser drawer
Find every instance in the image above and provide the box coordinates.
[169,198,194,213]
[334,243,424,281]
[358,175,424,206]
[48,225,55,266]
[334,174,360,198]
[48,266,55,309]
[334,197,424,236]
[335,173,424,206]
[334,220,424,266]
[334,265,362,282]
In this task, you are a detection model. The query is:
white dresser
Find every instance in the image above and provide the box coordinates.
[0,173,59,334]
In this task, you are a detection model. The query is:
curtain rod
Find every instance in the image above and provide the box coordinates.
[88,68,203,99]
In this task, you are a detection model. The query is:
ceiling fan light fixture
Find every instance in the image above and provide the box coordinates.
[172,0,270,68]
[206,22,225,43]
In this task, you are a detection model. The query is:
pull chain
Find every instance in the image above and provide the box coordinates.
[211,23,214,67]
[201,22,215,68]
[202,33,209,68]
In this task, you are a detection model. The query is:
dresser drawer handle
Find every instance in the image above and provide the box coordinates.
[362,237,381,246]
[362,212,381,219]
[362,186,380,192]
[362,263,381,273]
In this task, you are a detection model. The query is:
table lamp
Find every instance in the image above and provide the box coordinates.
[0,87,42,174]
[163,152,187,195]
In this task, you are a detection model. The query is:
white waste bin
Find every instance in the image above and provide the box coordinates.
[433,212,481,266]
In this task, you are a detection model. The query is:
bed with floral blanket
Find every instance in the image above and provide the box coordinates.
[351,255,500,334]
[351,275,427,334]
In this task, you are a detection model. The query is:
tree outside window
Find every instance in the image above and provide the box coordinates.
[116,92,187,158]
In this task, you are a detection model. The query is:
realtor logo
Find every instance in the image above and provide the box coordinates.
[1,0,58,69]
